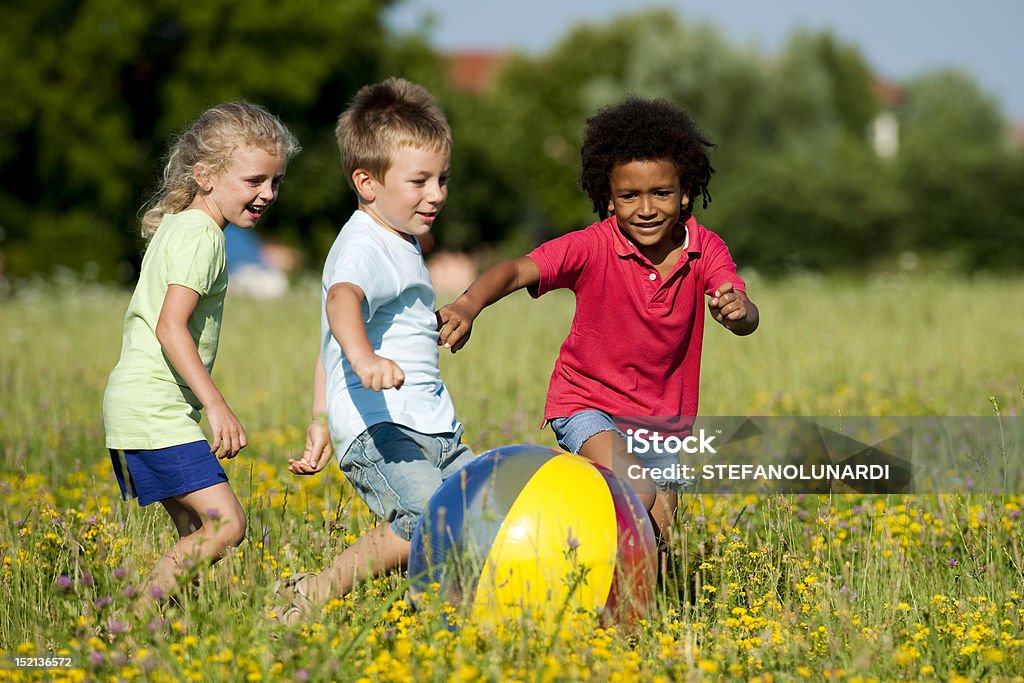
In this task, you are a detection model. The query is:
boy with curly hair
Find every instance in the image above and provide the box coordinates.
[438,96,758,536]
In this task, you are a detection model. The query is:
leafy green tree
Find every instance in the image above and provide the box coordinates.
[3,3,1018,280]
[704,30,890,272]
[455,8,892,274]
[429,87,527,250]
[0,0,435,281]
[894,69,1018,268]
[780,32,879,140]
[454,9,771,245]
[713,138,906,271]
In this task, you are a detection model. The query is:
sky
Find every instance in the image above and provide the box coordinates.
[387,0,1024,121]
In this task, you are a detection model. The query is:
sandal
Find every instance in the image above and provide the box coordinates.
[271,572,317,625]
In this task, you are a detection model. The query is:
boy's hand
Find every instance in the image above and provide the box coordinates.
[435,256,539,353]
[351,352,405,391]
[436,302,476,352]
[207,401,247,459]
[707,282,759,335]
[288,421,334,475]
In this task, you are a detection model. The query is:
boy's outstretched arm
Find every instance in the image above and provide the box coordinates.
[707,282,759,336]
[437,255,540,352]
[288,351,334,475]
[327,282,405,390]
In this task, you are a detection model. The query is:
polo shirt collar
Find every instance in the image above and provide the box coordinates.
[609,213,703,261]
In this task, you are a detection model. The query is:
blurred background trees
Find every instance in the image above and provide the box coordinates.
[0,0,438,281]
[1,3,1020,286]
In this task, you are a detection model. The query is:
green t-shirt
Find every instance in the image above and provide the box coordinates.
[103,210,228,449]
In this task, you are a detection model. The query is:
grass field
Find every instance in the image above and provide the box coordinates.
[2,274,1023,681]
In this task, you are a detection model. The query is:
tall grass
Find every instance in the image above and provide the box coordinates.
[1,274,1023,680]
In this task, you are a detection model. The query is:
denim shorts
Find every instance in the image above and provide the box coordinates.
[550,410,688,489]
[338,423,475,541]
[549,410,625,455]
[109,440,228,506]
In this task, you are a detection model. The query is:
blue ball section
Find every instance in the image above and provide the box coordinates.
[408,445,561,600]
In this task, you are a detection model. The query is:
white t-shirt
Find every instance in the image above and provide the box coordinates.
[321,210,459,457]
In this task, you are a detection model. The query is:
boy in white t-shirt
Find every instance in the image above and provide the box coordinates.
[276,79,473,624]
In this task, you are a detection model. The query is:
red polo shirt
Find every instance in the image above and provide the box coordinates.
[528,214,744,422]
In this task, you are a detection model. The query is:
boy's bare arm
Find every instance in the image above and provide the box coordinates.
[309,350,328,421]
[289,351,334,475]
[437,256,540,352]
[707,282,759,336]
[326,282,405,390]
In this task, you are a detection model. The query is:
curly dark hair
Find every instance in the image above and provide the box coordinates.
[580,96,715,219]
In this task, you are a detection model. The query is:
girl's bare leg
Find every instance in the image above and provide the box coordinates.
[144,482,246,599]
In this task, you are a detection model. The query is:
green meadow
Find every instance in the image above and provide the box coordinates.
[1,274,1023,681]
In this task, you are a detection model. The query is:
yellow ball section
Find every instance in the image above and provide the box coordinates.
[471,453,618,628]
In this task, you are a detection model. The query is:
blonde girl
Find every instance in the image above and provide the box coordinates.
[103,102,299,602]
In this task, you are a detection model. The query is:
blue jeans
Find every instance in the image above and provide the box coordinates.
[549,410,625,455]
[339,422,474,540]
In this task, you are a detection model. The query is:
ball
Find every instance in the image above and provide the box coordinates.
[408,444,657,627]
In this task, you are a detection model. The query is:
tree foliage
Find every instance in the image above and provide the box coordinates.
[893,70,1020,268]
[0,0,437,280]
[1,5,1020,282]
[444,9,1021,274]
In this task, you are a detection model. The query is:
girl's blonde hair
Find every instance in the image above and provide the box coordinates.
[140,102,300,237]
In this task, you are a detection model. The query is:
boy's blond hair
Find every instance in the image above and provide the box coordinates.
[335,78,451,190]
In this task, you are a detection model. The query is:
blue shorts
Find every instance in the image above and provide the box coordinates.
[550,410,687,488]
[109,440,228,506]
[338,423,475,541]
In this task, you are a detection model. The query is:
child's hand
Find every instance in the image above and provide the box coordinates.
[207,401,247,459]
[436,302,475,352]
[351,352,405,391]
[288,420,334,475]
[707,282,759,335]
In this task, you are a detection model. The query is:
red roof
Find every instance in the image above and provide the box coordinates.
[872,76,906,108]
[445,50,507,93]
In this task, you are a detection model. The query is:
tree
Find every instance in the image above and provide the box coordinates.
[453,8,893,274]
[0,0,434,281]
[894,69,1017,268]
[456,9,772,245]
[713,138,906,271]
